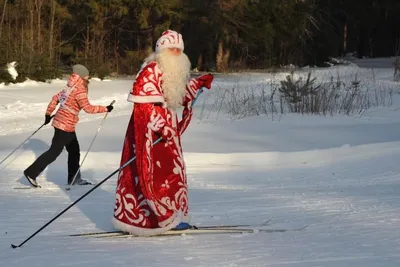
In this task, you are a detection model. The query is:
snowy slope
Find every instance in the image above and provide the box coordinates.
[1,59,400,266]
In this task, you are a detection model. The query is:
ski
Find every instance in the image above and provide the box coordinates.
[13,186,62,190]
[81,225,308,239]
[14,186,42,190]
[13,185,61,190]
[13,184,96,190]
[65,183,96,191]
[69,220,272,238]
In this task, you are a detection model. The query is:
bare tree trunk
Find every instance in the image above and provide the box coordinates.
[216,39,224,72]
[6,9,10,60]
[196,54,203,71]
[0,0,7,38]
[35,0,42,53]
[343,22,347,55]
[393,37,400,81]
[84,25,90,64]
[21,22,24,58]
[145,31,153,55]
[114,32,119,74]
[49,0,55,62]
[222,47,230,70]
[91,29,96,63]
[28,0,34,73]
[369,34,373,58]
[216,39,230,72]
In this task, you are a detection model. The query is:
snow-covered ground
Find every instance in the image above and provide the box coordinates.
[1,58,400,266]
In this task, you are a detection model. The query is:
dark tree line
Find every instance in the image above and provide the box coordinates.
[0,0,399,82]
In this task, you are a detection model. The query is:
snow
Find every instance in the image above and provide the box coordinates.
[6,61,18,80]
[1,58,400,266]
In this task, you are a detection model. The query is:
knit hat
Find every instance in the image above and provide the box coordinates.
[155,30,184,53]
[72,64,89,79]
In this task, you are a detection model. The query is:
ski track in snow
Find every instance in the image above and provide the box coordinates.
[1,59,400,266]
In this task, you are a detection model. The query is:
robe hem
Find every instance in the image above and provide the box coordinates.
[112,213,182,237]
[158,210,182,228]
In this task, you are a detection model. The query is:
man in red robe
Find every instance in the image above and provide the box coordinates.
[112,30,214,236]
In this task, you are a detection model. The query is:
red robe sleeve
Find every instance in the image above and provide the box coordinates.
[146,104,177,141]
[178,78,203,135]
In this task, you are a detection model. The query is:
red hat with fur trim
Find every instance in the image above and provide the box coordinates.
[155,30,184,53]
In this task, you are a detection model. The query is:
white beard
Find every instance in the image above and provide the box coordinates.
[144,50,191,109]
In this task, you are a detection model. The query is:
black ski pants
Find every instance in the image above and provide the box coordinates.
[24,127,81,184]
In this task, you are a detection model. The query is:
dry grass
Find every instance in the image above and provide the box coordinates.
[198,71,393,120]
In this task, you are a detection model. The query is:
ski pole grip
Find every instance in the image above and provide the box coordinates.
[109,100,116,106]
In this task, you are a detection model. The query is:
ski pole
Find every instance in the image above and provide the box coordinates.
[66,100,116,190]
[0,115,54,166]
[10,89,204,249]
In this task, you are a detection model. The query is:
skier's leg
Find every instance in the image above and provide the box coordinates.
[24,128,68,182]
[65,132,80,184]
[66,132,91,185]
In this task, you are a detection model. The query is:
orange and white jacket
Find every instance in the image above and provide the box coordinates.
[46,73,108,132]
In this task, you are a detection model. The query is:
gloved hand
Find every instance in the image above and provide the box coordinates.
[106,105,114,112]
[44,115,52,125]
[197,73,214,89]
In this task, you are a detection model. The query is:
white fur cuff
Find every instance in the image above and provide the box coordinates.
[127,94,165,104]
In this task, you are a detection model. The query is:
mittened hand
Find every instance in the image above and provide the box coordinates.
[197,73,214,89]
[44,115,52,125]
[106,105,114,112]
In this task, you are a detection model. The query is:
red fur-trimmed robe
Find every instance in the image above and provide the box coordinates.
[112,61,204,236]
